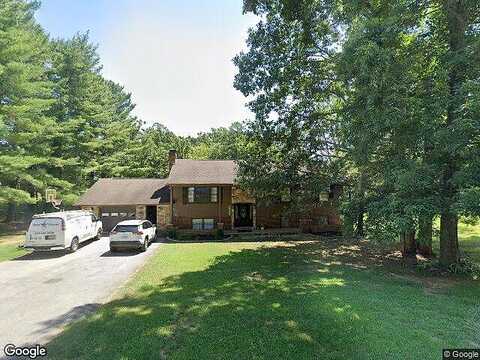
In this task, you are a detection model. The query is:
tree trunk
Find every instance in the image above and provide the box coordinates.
[438,0,466,267]
[6,202,16,223]
[355,208,364,237]
[342,213,355,239]
[417,216,433,257]
[440,212,459,267]
[401,229,417,264]
[355,172,366,237]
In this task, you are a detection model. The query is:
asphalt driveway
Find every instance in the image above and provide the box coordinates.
[0,237,161,352]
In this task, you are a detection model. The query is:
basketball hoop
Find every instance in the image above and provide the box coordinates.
[45,188,62,210]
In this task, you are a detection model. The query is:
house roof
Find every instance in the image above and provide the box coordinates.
[167,159,237,185]
[75,178,170,206]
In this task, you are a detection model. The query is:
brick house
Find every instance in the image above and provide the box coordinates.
[76,150,342,233]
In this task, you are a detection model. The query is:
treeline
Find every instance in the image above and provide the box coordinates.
[0,0,246,221]
[235,0,480,267]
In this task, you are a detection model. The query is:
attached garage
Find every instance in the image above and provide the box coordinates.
[98,206,136,233]
[75,178,170,232]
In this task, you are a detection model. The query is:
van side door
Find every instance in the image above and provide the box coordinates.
[79,216,89,241]
[90,214,98,238]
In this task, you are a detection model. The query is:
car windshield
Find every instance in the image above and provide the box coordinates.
[113,225,139,233]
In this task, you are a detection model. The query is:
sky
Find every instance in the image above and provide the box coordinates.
[36,0,257,136]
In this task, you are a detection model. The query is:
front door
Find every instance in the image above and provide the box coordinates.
[146,206,157,225]
[234,204,253,227]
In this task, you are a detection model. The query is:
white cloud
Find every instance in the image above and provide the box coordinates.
[97,3,257,136]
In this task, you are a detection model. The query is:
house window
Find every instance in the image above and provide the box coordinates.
[317,216,329,225]
[186,187,218,203]
[192,219,203,230]
[204,219,214,230]
[188,187,195,203]
[101,213,109,217]
[319,192,330,202]
[210,187,218,202]
[195,187,210,202]
[192,219,215,230]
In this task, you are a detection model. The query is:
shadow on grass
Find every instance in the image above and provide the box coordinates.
[46,242,477,360]
[47,243,363,360]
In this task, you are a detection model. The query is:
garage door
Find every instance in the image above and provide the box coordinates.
[99,206,136,232]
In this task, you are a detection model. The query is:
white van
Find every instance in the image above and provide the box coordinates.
[24,211,103,252]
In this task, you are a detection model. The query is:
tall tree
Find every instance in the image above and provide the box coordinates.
[0,0,69,218]
[239,0,480,266]
[48,33,141,202]
[189,122,247,160]
[234,0,344,209]
[122,123,191,178]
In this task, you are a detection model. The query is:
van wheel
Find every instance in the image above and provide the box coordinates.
[69,237,79,253]
[141,237,148,252]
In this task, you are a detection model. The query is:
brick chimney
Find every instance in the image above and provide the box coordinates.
[168,149,177,171]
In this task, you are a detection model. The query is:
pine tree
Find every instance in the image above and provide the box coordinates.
[0,0,69,219]
[48,33,141,198]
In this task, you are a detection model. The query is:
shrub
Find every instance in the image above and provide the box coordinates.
[167,228,177,239]
[214,228,224,240]
[178,233,196,241]
[448,257,480,280]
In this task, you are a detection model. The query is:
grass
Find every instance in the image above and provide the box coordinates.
[458,222,480,263]
[0,231,29,262]
[47,237,479,360]
[430,220,480,266]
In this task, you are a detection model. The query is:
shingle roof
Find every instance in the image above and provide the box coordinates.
[167,159,237,185]
[75,178,170,206]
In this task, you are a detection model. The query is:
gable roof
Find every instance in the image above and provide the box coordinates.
[167,159,237,185]
[75,178,170,206]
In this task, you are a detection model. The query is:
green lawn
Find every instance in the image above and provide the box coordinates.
[458,222,480,263]
[48,238,480,360]
[0,232,29,262]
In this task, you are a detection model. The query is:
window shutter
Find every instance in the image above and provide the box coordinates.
[183,187,188,204]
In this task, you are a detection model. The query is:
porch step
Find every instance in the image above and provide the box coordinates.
[234,227,254,232]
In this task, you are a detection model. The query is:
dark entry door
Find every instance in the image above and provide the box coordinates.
[146,206,157,225]
[234,204,253,227]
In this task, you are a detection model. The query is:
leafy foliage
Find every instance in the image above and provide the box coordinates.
[237,0,480,265]
[234,2,344,210]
